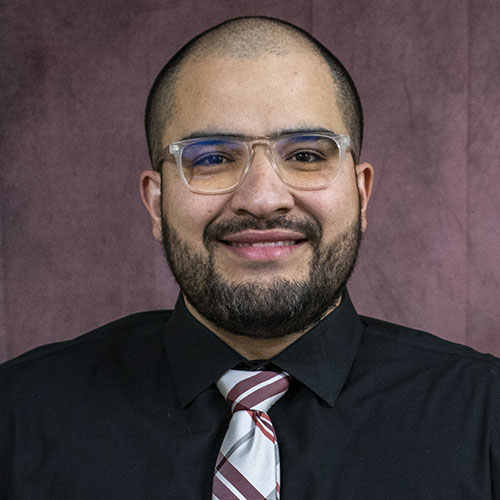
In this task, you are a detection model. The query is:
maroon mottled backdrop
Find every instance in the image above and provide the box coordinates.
[1,0,499,362]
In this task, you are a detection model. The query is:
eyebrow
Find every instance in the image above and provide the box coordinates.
[178,126,336,142]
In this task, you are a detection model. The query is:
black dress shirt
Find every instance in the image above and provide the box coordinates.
[1,291,499,499]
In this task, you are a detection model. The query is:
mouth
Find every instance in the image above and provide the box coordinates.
[223,240,303,248]
[219,230,308,261]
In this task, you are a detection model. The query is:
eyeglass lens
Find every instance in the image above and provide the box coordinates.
[180,135,341,192]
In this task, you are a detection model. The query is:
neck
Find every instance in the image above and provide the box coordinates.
[184,295,340,360]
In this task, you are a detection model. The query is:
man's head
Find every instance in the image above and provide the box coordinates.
[145,16,364,169]
[140,17,373,341]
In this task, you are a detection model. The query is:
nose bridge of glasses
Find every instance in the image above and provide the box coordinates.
[240,139,286,189]
[248,138,272,156]
[233,139,295,211]
[247,138,281,174]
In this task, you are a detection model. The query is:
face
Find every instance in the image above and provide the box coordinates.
[141,50,373,338]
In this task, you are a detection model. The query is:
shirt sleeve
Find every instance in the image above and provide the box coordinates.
[493,401,500,499]
[0,369,13,499]
[491,364,500,500]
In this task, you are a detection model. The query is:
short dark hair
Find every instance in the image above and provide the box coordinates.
[145,16,363,170]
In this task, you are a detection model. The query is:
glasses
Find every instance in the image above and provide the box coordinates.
[163,132,352,194]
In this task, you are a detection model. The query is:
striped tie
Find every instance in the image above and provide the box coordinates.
[212,370,290,500]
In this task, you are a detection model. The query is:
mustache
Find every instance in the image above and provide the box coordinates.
[203,215,323,247]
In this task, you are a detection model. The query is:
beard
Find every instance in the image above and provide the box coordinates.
[161,209,361,339]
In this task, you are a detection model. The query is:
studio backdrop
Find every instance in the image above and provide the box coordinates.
[1,0,500,361]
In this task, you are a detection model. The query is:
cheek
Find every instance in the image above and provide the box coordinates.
[162,182,227,241]
[301,181,360,237]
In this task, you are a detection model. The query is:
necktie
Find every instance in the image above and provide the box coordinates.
[212,370,290,500]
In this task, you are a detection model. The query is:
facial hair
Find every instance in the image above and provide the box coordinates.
[161,210,361,339]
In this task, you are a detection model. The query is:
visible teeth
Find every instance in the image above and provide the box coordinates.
[230,241,297,247]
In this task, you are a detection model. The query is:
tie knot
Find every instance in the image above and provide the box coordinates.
[217,370,290,414]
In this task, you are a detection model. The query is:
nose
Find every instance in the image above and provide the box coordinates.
[229,147,295,218]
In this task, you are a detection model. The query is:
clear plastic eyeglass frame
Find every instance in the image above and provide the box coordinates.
[163,132,352,195]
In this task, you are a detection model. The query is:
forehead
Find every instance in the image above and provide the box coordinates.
[162,51,346,145]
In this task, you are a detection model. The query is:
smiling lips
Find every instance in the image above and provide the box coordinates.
[221,229,307,260]
[229,240,297,247]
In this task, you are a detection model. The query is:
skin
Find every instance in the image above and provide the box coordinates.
[140,49,373,360]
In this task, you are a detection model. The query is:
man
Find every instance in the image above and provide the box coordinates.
[1,16,499,500]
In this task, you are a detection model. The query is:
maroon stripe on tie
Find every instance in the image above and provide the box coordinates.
[233,377,289,411]
[213,474,240,500]
[226,372,278,404]
[259,413,276,436]
[218,456,267,500]
[251,413,276,442]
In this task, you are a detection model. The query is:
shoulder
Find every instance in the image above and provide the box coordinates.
[359,314,500,376]
[0,310,173,385]
[356,316,500,437]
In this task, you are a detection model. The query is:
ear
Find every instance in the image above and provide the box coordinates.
[355,162,374,232]
[139,170,162,242]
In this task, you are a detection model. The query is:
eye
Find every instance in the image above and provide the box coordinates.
[192,153,232,167]
[287,150,325,162]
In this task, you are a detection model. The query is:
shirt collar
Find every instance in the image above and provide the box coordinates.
[270,289,363,407]
[163,290,363,408]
